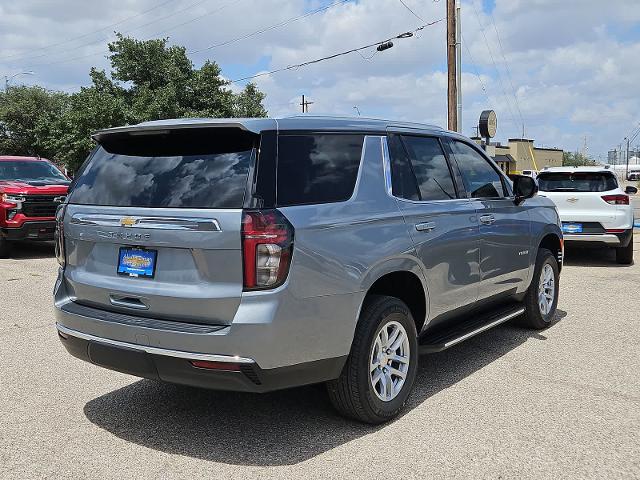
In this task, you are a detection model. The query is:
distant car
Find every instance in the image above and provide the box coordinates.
[521,169,538,178]
[627,172,640,181]
[0,156,70,257]
[538,166,636,264]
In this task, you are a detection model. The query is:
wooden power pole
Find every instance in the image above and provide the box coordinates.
[300,94,314,113]
[447,0,458,132]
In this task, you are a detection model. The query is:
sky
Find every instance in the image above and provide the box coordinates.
[1,0,639,160]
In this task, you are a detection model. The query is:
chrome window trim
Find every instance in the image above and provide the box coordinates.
[380,136,471,206]
[56,323,255,364]
[70,214,222,231]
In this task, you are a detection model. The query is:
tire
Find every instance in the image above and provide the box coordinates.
[326,295,418,424]
[0,236,10,258]
[616,233,633,265]
[520,248,559,330]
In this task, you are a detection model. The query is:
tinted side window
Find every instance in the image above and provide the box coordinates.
[449,141,505,198]
[388,135,420,200]
[402,136,456,201]
[276,134,364,206]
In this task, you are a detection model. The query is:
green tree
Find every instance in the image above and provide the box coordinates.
[0,86,69,159]
[562,151,598,167]
[0,33,268,171]
[47,73,129,171]
[234,83,267,117]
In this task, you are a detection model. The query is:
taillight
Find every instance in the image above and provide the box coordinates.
[54,205,66,267]
[601,194,629,205]
[241,209,294,290]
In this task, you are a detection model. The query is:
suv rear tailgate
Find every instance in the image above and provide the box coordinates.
[62,127,257,325]
[63,206,243,325]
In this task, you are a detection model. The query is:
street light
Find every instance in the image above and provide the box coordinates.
[4,71,35,91]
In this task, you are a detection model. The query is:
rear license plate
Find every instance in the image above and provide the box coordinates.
[117,247,157,278]
[562,223,583,234]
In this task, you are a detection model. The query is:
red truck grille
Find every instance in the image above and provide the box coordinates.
[22,195,60,218]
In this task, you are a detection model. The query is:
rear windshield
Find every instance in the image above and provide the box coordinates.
[0,160,68,183]
[276,134,364,206]
[68,128,256,208]
[538,172,618,192]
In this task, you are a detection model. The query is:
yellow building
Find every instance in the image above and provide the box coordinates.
[472,137,563,174]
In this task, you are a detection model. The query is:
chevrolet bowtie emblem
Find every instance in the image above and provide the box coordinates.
[567,197,578,203]
[120,217,137,227]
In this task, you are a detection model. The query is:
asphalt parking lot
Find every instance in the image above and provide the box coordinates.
[1,235,639,479]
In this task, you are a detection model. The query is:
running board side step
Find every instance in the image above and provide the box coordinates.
[419,304,525,354]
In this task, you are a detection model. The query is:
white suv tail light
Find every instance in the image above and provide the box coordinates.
[601,194,629,205]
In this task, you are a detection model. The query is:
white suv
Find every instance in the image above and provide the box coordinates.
[538,167,636,264]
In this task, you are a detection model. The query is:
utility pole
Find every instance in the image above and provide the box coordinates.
[619,144,623,165]
[447,0,457,132]
[625,137,630,179]
[455,2,462,133]
[300,94,314,113]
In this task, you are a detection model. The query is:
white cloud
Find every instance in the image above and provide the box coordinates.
[1,0,638,158]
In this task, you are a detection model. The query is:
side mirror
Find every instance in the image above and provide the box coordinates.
[512,175,538,205]
[625,186,638,195]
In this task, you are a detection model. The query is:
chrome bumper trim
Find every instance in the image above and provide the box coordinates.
[563,234,620,244]
[56,323,255,364]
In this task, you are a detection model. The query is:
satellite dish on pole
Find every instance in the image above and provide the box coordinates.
[479,110,497,141]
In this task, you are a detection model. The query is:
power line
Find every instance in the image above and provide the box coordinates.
[460,33,488,99]
[399,0,493,134]
[16,0,217,67]
[397,0,426,22]
[18,0,339,71]
[0,0,176,62]
[230,19,444,84]
[188,0,350,54]
[469,0,520,135]
[142,0,240,40]
[487,10,526,136]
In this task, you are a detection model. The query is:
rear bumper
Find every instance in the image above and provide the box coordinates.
[1,220,56,240]
[563,229,633,247]
[54,268,359,390]
[57,323,346,393]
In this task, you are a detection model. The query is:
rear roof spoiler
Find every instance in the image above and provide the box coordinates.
[92,118,277,142]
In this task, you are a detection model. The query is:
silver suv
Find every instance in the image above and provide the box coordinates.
[54,116,563,423]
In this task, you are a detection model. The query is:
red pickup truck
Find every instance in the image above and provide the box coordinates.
[0,156,70,257]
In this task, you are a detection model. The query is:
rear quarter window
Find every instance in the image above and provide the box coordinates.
[276,134,364,206]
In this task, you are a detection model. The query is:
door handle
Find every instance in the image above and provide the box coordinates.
[479,214,495,225]
[415,221,436,232]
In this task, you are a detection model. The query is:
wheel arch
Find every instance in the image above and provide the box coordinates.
[359,257,430,334]
[538,229,563,271]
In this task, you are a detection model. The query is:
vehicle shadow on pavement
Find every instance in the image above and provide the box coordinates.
[562,245,630,267]
[5,241,55,260]
[83,313,566,466]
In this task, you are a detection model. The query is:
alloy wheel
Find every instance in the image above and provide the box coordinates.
[538,263,555,316]
[369,320,411,402]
